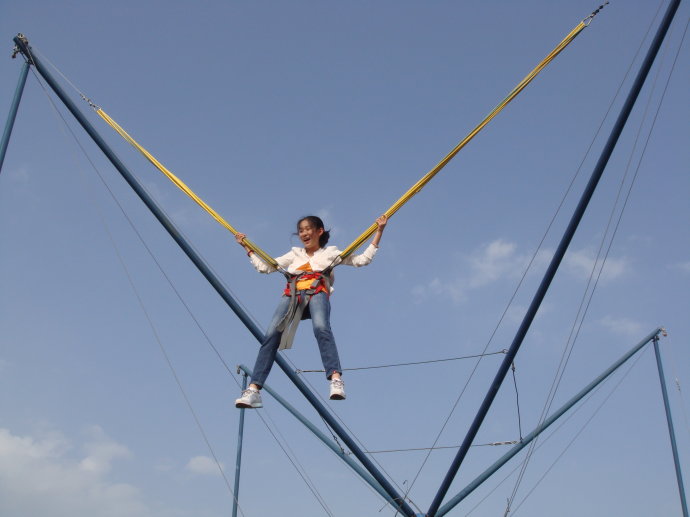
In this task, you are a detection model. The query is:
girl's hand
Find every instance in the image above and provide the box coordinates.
[376,215,388,230]
[235,232,247,245]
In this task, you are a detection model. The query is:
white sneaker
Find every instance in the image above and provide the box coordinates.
[235,388,263,408]
[329,378,346,400]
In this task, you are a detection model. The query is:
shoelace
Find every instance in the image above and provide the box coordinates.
[331,379,344,388]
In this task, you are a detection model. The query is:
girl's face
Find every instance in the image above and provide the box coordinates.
[298,220,324,251]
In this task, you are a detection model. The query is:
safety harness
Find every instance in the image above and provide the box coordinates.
[275,268,333,350]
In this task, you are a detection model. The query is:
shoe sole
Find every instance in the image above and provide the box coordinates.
[329,394,346,400]
[235,402,263,408]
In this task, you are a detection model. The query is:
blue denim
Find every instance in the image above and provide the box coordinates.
[250,291,341,387]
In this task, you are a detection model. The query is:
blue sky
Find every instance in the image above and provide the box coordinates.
[1,1,689,516]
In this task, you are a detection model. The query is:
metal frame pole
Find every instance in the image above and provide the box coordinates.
[0,58,30,173]
[652,336,689,517]
[427,1,682,513]
[232,371,248,517]
[12,35,415,517]
[436,328,663,516]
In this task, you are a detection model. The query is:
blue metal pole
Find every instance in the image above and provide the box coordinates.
[427,1,682,514]
[652,336,689,517]
[237,365,397,506]
[12,35,416,517]
[0,58,30,173]
[436,328,663,517]
[232,372,248,517]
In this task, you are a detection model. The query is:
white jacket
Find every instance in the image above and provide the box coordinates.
[249,244,378,278]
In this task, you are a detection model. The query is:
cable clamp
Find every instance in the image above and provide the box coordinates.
[80,93,101,111]
[583,1,609,26]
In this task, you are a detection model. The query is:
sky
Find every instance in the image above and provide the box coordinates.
[1,1,689,516]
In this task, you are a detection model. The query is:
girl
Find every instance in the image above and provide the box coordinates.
[234,214,388,408]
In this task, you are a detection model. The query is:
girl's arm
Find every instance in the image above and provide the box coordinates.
[235,233,253,254]
[370,214,387,248]
[340,215,388,267]
[236,232,287,273]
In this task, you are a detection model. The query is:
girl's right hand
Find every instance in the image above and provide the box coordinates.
[235,233,246,245]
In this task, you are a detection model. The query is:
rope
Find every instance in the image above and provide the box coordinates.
[287,355,424,514]
[339,15,595,260]
[462,347,649,517]
[398,3,651,499]
[506,4,681,507]
[295,349,508,373]
[669,339,690,438]
[31,74,248,516]
[258,400,337,516]
[350,441,521,455]
[511,362,524,441]
[33,47,101,109]
[509,348,649,516]
[32,43,280,269]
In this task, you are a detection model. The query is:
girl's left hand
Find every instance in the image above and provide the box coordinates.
[376,214,388,230]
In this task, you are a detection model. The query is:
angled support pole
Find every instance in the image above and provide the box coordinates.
[11,35,416,517]
[652,335,689,517]
[427,1,682,514]
[237,365,398,508]
[0,51,30,173]
[232,371,248,517]
[436,327,663,517]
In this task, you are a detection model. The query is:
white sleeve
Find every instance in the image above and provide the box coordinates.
[249,250,294,274]
[338,244,378,267]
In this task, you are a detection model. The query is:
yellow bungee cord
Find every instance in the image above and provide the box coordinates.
[339,10,601,259]
[92,5,606,264]
[96,109,278,268]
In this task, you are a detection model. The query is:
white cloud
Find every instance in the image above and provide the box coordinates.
[411,276,467,303]
[467,240,553,288]
[467,239,519,287]
[412,239,550,303]
[0,427,162,517]
[413,239,631,305]
[564,248,628,281]
[79,425,131,474]
[185,455,222,476]
[599,315,644,338]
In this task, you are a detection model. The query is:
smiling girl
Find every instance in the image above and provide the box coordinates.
[234,214,388,408]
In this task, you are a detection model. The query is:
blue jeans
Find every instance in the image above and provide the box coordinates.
[250,291,341,387]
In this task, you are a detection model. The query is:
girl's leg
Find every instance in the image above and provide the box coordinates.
[308,292,342,380]
[250,295,291,388]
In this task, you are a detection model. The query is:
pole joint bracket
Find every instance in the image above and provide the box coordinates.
[12,34,34,64]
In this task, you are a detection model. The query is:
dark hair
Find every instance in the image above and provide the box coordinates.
[297,215,330,248]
